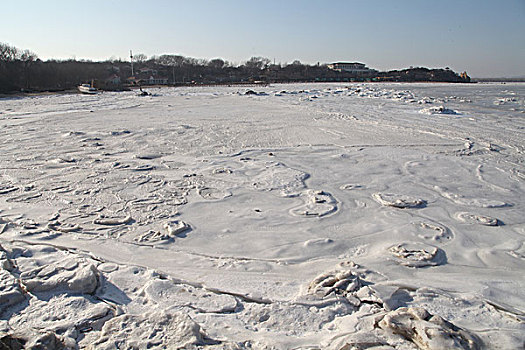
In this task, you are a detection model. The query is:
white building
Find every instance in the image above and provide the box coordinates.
[327,62,377,75]
[143,76,169,85]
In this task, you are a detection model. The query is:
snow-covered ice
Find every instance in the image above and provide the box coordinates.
[1,83,524,349]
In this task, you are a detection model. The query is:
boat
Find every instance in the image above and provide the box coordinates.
[78,81,98,94]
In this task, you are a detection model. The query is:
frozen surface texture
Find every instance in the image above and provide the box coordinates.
[1,83,524,348]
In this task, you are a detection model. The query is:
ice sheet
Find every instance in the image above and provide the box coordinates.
[1,83,524,349]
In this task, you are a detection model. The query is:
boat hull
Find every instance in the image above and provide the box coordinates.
[78,85,98,94]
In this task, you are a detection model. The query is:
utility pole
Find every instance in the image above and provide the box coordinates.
[130,50,134,76]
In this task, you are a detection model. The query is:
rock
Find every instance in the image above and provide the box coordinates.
[0,334,25,350]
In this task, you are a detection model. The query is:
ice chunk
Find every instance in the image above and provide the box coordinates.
[91,311,208,349]
[379,307,480,349]
[373,193,426,208]
[419,106,459,115]
[389,243,446,268]
[20,258,99,294]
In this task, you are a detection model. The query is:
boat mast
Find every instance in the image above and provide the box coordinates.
[130,50,134,77]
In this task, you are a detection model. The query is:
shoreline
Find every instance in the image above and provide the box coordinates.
[2,80,523,100]
[0,80,498,100]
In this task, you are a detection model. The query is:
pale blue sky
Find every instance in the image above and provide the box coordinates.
[1,0,524,77]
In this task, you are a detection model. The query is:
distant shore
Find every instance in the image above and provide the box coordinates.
[472,77,525,83]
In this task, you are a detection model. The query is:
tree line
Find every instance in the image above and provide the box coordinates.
[0,43,470,94]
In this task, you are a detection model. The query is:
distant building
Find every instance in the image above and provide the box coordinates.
[327,62,377,75]
[138,67,158,76]
[105,74,121,86]
[126,75,169,86]
[143,76,168,85]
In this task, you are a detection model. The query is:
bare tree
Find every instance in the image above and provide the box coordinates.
[245,56,271,70]
[134,53,148,63]
[156,54,185,67]
[20,49,38,62]
[0,42,19,62]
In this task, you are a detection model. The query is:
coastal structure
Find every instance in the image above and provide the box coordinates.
[126,75,169,86]
[143,76,169,85]
[327,62,377,75]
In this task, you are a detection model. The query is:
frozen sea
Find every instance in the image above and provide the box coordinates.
[0,83,524,349]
